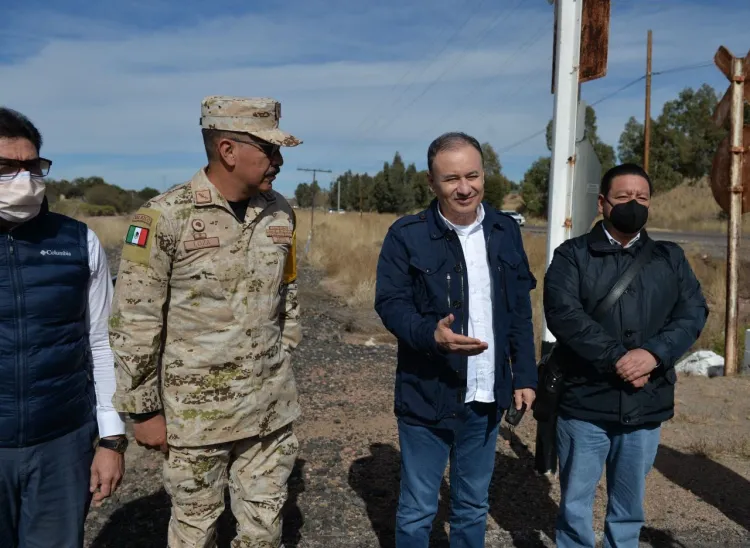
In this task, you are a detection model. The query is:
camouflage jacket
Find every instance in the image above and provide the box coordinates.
[110,168,301,447]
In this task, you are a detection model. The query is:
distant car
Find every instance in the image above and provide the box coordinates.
[501,210,526,226]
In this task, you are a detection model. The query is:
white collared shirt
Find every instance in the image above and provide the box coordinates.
[602,225,641,249]
[438,205,495,403]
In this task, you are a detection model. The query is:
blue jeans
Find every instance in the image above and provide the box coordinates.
[396,402,499,548]
[555,415,661,548]
[0,420,97,548]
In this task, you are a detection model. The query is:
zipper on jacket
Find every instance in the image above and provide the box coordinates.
[459,265,465,336]
[446,273,452,311]
[8,234,26,446]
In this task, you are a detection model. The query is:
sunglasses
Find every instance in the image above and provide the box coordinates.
[227,138,280,158]
[0,157,52,181]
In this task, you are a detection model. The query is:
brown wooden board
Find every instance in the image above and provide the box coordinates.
[579,0,610,84]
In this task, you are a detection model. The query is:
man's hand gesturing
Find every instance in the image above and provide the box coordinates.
[434,314,488,356]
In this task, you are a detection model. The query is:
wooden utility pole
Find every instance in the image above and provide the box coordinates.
[644,30,653,172]
[297,167,332,247]
[710,46,750,375]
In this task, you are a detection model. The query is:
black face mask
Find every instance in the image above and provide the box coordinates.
[606,198,649,234]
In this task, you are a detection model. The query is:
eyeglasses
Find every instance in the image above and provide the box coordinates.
[0,157,52,181]
[227,138,280,158]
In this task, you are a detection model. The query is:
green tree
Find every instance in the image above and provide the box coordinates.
[519,157,551,217]
[480,142,511,209]
[138,187,160,201]
[294,183,312,207]
[659,84,725,181]
[411,170,431,209]
[617,116,645,165]
[84,183,133,213]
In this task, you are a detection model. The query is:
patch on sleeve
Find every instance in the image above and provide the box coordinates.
[267,225,293,245]
[282,229,297,284]
[121,208,162,266]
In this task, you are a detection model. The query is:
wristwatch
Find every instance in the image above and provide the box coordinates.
[98,435,129,454]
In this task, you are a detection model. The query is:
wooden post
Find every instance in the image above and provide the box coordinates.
[724,56,746,376]
[644,29,653,172]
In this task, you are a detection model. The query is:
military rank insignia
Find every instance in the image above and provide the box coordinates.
[125,225,150,247]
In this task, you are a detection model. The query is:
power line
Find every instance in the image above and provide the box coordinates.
[425,17,552,137]
[368,0,524,136]
[498,128,547,154]
[652,61,714,77]
[497,59,715,154]
[355,0,490,138]
[589,76,645,106]
[351,0,478,138]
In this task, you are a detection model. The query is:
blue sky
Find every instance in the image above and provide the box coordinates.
[1,0,747,198]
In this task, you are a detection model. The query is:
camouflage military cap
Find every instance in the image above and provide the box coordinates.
[200,96,301,147]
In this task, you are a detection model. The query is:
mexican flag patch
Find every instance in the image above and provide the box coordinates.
[125,225,150,247]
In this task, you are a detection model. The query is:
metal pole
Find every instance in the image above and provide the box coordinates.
[297,167,332,247]
[310,172,316,237]
[542,0,583,349]
[724,56,745,376]
[644,30,653,172]
[535,0,583,478]
[337,176,341,212]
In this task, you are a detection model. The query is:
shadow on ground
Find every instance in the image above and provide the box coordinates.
[654,445,750,532]
[89,459,306,548]
[348,435,558,548]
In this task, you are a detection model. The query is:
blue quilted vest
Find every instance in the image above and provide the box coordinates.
[0,202,93,448]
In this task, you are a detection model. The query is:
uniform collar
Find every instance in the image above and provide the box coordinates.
[191,167,271,212]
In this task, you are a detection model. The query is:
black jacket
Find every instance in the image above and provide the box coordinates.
[543,221,709,426]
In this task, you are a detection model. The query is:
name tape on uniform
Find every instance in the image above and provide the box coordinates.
[267,225,293,245]
[185,237,220,251]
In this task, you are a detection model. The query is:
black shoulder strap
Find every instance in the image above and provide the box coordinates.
[591,239,656,322]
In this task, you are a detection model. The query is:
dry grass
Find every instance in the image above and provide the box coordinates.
[80,206,748,358]
[509,178,750,233]
[688,436,750,460]
[296,211,398,307]
[649,178,750,233]
[294,208,748,358]
[81,216,130,250]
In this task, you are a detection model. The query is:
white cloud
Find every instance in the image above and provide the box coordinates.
[0,0,746,192]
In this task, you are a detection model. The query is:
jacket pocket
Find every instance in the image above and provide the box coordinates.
[409,255,448,316]
[497,249,522,310]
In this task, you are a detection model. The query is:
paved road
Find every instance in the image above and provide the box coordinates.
[521,225,746,258]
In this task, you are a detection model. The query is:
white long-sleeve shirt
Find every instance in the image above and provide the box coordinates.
[86,228,126,438]
[438,204,496,403]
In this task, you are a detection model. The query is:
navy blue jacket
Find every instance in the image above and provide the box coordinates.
[0,201,94,448]
[374,200,538,428]
[544,222,709,425]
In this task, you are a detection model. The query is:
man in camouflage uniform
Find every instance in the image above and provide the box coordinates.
[110,96,302,548]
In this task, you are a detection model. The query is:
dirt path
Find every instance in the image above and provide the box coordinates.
[85,266,750,547]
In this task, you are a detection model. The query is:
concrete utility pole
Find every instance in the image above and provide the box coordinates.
[541,0,584,353]
[297,167,332,247]
[644,30,653,173]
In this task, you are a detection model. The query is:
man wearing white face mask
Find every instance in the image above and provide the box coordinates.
[0,107,128,547]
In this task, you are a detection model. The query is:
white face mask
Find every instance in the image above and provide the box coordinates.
[0,171,46,223]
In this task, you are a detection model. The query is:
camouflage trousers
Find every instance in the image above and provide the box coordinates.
[162,424,299,548]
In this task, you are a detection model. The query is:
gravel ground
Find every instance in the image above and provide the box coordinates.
[86,257,750,547]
